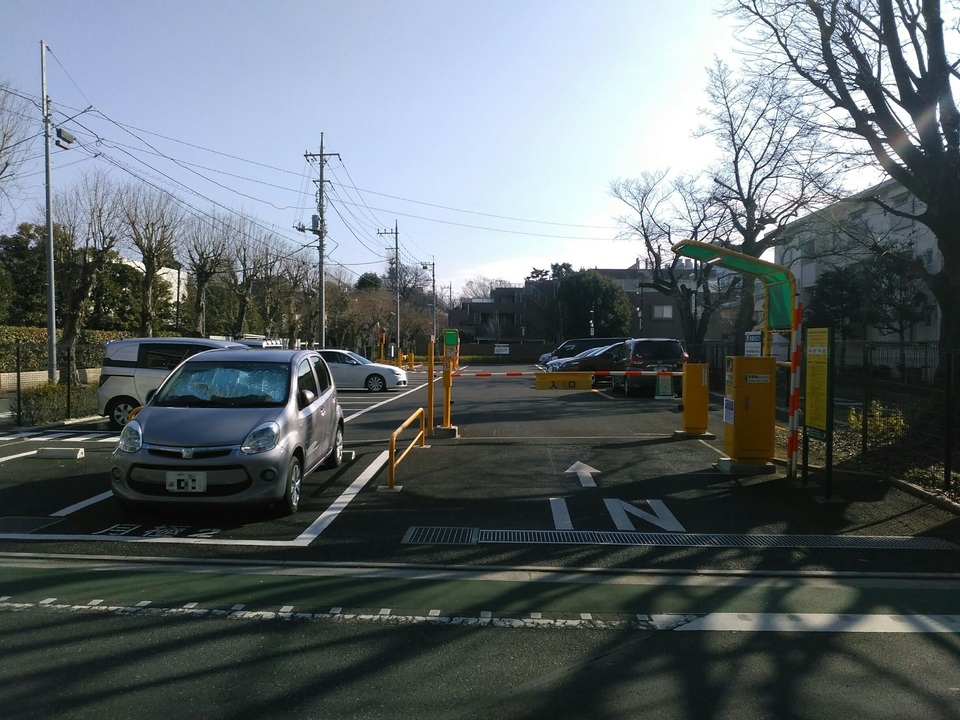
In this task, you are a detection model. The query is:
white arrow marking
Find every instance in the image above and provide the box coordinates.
[566,461,599,487]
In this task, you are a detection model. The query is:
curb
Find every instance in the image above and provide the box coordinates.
[771,457,960,517]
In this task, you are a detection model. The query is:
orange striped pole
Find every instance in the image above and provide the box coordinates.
[787,296,803,479]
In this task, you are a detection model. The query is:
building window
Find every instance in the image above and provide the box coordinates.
[652,305,673,320]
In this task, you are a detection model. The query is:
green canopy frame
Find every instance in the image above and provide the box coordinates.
[673,239,805,478]
[672,240,797,351]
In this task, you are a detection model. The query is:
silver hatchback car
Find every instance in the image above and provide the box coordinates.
[111,349,344,514]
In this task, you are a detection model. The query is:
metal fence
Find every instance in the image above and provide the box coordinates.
[1,337,957,494]
[703,339,958,494]
[0,343,106,427]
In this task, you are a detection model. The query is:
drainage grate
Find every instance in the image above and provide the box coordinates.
[402,526,479,545]
[403,526,957,551]
[0,517,65,533]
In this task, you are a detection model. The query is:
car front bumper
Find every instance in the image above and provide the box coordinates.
[111,442,295,505]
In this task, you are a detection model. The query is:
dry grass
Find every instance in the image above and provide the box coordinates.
[775,425,960,504]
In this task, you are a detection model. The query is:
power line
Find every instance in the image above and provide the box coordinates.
[3,85,618,233]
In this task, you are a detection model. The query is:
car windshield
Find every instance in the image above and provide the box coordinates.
[152,361,290,408]
[345,351,373,365]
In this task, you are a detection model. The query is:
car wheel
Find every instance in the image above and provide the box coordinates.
[365,374,386,392]
[279,456,302,515]
[324,424,344,468]
[106,396,138,429]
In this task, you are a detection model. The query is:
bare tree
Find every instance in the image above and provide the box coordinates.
[183,212,230,337]
[615,58,843,352]
[612,170,738,358]
[729,0,960,345]
[280,253,314,347]
[0,84,34,223]
[458,275,512,304]
[699,58,845,351]
[250,234,289,338]
[222,215,270,339]
[383,261,431,302]
[52,170,124,381]
[122,184,184,337]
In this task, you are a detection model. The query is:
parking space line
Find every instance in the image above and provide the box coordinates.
[0,450,38,463]
[294,450,389,544]
[51,491,113,517]
[343,384,429,422]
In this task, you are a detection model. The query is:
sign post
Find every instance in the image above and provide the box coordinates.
[804,327,834,497]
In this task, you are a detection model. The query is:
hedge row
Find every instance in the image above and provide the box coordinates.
[0,327,127,372]
[12,382,99,426]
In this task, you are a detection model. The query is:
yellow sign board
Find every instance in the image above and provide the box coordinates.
[534,372,594,390]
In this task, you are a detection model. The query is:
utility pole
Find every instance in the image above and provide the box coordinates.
[41,41,57,381]
[422,256,436,341]
[378,222,400,360]
[298,133,339,348]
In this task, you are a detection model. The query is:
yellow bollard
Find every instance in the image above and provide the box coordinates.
[434,357,459,438]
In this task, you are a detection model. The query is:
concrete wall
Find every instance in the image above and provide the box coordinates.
[0,368,101,392]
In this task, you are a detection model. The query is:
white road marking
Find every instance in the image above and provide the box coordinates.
[550,498,574,530]
[51,491,113,517]
[343,384,428,422]
[674,612,960,633]
[294,451,388,544]
[0,450,38,462]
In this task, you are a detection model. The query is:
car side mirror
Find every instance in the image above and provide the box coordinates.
[298,389,317,408]
[146,389,157,403]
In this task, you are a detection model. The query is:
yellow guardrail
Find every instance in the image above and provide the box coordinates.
[388,407,426,489]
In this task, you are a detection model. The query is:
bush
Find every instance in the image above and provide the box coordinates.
[848,400,907,447]
[14,382,99,426]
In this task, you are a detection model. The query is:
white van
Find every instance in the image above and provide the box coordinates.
[96,337,248,428]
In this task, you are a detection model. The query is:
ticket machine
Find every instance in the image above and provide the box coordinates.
[442,328,460,369]
[723,355,776,465]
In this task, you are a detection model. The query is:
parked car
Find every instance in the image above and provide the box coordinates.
[96,337,250,429]
[611,338,688,397]
[556,341,627,385]
[111,348,344,514]
[317,349,408,392]
[546,343,612,371]
[538,336,631,365]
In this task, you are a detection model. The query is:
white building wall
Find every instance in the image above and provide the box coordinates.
[776,179,942,343]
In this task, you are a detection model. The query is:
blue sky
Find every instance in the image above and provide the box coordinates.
[1,0,738,295]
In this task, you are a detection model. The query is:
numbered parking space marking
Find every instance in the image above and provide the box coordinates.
[0,451,389,547]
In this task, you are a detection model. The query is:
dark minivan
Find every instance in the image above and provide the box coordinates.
[611,338,688,397]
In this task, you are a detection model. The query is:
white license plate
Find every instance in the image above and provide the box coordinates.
[165,471,207,492]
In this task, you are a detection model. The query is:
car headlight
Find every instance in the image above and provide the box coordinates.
[117,421,142,453]
[242,422,280,455]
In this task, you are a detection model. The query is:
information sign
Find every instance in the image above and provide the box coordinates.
[805,328,830,441]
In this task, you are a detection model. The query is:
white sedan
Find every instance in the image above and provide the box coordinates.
[318,349,408,392]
